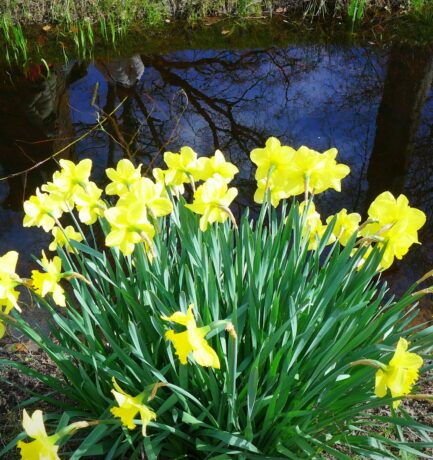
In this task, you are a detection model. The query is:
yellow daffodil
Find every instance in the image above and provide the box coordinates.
[375,338,423,408]
[23,188,63,232]
[360,192,426,270]
[106,159,142,196]
[17,409,60,460]
[163,146,201,186]
[0,251,23,337]
[31,252,66,307]
[104,203,155,256]
[326,209,361,246]
[118,177,173,219]
[299,201,335,250]
[254,176,289,207]
[195,150,239,183]
[49,226,83,252]
[58,158,92,187]
[283,146,350,197]
[185,177,238,231]
[250,137,296,181]
[74,182,106,225]
[42,172,75,212]
[110,378,156,436]
[42,159,93,211]
[162,304,220,368]
[153,167,185,197]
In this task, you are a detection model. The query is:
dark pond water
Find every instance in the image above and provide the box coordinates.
[1,36,433,316]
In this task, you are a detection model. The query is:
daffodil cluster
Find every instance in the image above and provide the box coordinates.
[13,139,426,339]
[250,137,425,270]
[23,159,105,236]
[102,149,239,255]
[7,136,433,458]
[251,137,350,206]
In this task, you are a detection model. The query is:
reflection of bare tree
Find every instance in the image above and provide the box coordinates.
[72,47,319,179]
[140,53,267,153]
[0,62,85,210]
[366,45,433,207]
[94,55,146,167]
[133,49,317,160]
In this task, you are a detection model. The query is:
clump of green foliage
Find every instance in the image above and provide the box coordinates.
[1,140,433,459]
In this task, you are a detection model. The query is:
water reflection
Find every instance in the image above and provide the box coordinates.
[0,42,432,304]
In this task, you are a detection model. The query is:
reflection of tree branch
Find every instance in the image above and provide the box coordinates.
[142,54,267,154]
[144,90,190,174]
[98,84,133,160]
[133,93,164,151]
[147,50,268,73]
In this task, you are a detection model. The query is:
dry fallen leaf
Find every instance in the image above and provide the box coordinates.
[276,7,285,13]
[5,341,39,353]
[42,25,52,32]
[221,29,230,35]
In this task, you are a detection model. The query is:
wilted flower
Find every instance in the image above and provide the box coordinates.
[185,177,238,231]
[110,378,157,436]
[162,304,220,368]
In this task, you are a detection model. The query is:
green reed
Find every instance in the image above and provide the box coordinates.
[0,15,28,64]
